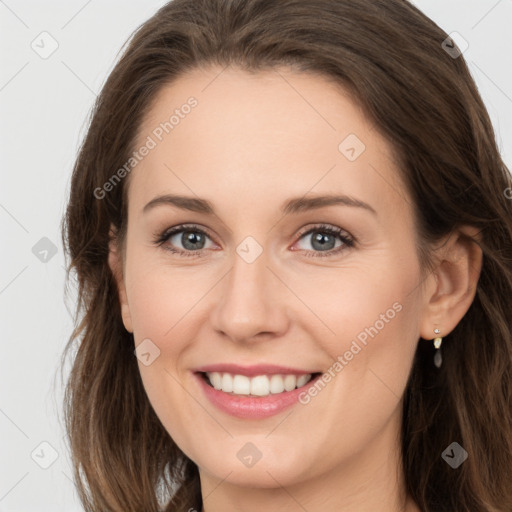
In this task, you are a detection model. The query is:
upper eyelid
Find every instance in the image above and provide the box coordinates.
[296,224,352,238]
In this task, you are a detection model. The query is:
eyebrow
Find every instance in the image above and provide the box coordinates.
[143,193,377,216]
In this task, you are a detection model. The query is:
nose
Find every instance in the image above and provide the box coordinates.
[210,247,290,344]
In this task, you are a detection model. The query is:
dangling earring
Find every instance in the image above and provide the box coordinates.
[433,328,443,368]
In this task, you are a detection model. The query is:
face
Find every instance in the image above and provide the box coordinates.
[110,66,429,489]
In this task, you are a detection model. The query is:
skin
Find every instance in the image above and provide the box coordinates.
[108,66,482,512]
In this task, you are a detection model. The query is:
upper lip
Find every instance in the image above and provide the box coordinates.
[194,363,319,377]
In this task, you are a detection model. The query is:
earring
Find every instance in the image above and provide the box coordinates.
[433,328,443,368]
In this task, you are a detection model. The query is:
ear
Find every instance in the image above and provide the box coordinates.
[419,225,483,340]
[108,224,133,333]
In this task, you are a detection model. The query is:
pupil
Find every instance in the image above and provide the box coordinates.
[312,232,334,251]
[183,231,204,250]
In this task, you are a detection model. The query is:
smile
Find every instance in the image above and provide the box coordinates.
[194,366,323,419]
[203,371,316,397]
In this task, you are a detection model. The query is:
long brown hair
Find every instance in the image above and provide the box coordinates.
[60,1,512,510]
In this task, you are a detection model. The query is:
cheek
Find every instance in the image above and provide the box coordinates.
[295,253,421,362]
[301,249,422,415]
[124,256,224,440]
[292,289,421,471]
[126,256,208,349]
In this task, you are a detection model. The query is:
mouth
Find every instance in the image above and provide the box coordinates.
[193,365,325,419]
[197,371,323,397]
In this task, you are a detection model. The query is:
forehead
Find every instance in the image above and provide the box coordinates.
[128,66,408,220]
[139,65,377,152]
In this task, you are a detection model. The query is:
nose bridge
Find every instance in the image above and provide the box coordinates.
[211,240,288,342]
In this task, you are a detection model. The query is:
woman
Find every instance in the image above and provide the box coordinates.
[61,0,512,511]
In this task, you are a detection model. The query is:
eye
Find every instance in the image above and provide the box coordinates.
[292,224,355,258]
[153,223,355,258]
[153,224,216,257]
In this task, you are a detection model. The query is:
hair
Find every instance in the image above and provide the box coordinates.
[60,0,512,511]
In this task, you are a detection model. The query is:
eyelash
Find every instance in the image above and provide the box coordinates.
[153,223,355,259]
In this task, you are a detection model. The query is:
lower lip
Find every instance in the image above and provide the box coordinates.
[194,372,320,419]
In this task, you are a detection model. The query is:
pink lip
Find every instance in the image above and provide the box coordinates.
[193,363,316,377]
[193,371,322,420]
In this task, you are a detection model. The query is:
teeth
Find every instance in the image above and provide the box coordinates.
[210,372,222,390]
[284,374,296,391]
[205,372,313,397]
[270,374,285,394]
[221,373,233,392]
[296,374,311,387]
[233,375,251,395]
[251,375,270,396]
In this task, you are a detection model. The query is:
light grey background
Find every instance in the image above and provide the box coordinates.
[1,1,511,510]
